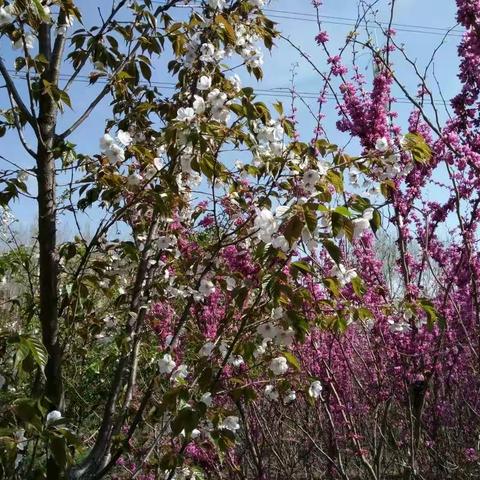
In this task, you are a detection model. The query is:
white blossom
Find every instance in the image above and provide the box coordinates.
[200,392,213,407]
[171,364,188,382]
[220,416,240,432]
[157,235,175,250]
[106,144,125,163]
[211,107,230,124]
[269,356,288,376]
[230,355,244,367]
[302,169,321,193]
[193,95,206,114]
[253,338,270,358]
[225,276,236,291]
[197,75,212,91]
[13,33,36,51]
[275,327,295,347]
[243,47,264,68]
[253,208,278,243]
[283,389,296,405]
[46,410,62,425]
[349,166,360,185]
[207,89,227,108]
[308,380,323,399]
[375,137,389,152]
[257,322,278,340]
[158,354,176,374]
[271,235,289,252]
[272,307,284,320]
[264,384,279,401]
[176,107,196,123]
[100,134,125,163]
[331,264,357,287]
[0,6,14,26]
[208,0,226,9]
[352,208,374,239]
[100,133,115,150]
[200,42,216,62]
[228,74,242,92]
[117,129,133,146]
[199,278,215,297]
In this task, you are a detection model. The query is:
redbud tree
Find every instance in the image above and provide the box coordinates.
[0,0,476,479]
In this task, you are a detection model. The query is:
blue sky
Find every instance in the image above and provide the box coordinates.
[0,0,461,241]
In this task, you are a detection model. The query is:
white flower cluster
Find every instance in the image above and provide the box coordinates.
[269,356,288,375]
[331,263,357,287]
[46,410,63,425]
[257,321,295,347]
[236,24,264,68]
[253,119,284,163]
[0,5,15,27]
[252,207,291,252]
[158,354,190,383]
[158,353,176,374]
[175,85,231,125]
[207,0,227,10]
[220,415,240,432]
[13,32,36,51]
[99,130,132,164]
[352,207,374,240]
[348,165,380,197]
[184,31,230,67]
[198,278,215,297]
[301,162,329,194]
[308,380,323,399]
[197,339,245,367]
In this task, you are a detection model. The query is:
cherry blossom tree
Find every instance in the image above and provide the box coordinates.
[1,0,478,479]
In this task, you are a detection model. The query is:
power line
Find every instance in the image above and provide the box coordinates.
[6,68,449,106]
[151,1,464,38]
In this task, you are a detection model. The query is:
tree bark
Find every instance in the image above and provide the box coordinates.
[37,22,63,412]
[36,23,63,479]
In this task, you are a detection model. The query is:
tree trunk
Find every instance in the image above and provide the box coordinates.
[37,22,63,479]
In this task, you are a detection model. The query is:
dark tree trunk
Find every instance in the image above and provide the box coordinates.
[37,22,64,412]
[37,22,63,480]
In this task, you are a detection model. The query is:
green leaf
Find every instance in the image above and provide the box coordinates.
[283,351,300,371]
[418,298,444,330]
[302,203,317,233]
[273,101,283,115]
[404,133,432,164]
[371,209,381,233]
[32,0,50,20]
[334,206,351,218]
[351,276,365,298]
[291,261,312,275]
[283,214,304,245]
[215,14,236,44]
[323,277,341,297]
[322,240,342,264]
[170,407,199,436]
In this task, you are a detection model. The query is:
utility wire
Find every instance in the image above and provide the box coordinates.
[151,0,464,38]
[6,68,449,106]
